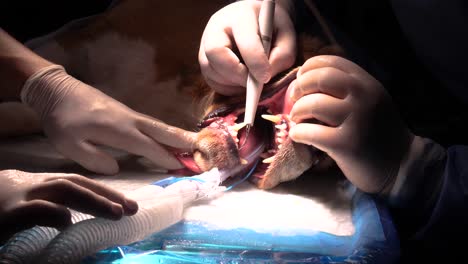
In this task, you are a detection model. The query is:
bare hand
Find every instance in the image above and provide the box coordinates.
[0,169,138,243]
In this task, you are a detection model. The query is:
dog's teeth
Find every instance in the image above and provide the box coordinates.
[232,122,247,131]
[261,114,281,123]
[240,158,248,165]
[231,131,238,137]
[278,144,283,149]
[277,131,286,137]
[262,156,275,163]
[275,123,287,130]
[277,138,284,143]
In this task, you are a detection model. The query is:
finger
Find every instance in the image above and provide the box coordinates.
[26,179,124,220]
[298,55,369,79]
[135,137,183,170]
[58,140,119,175]
[44,174,138,215]
[199,42,244,87]
[289,123,340,154]
[268,14,296,77]
[0,200,71,239]
[90,126,184,170]
[290,93,350,126]
[269,42,296,79]
[290,67,355,102]
[231,7,272,83]
[137,117,197,149]
[205,77,246,96]
[202,25,249,86]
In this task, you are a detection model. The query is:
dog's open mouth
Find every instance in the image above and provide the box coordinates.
[175,68,318,189]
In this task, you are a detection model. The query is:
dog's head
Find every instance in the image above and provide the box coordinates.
[177,27,346,189]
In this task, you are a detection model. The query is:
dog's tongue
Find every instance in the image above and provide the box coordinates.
[174,153,202,174]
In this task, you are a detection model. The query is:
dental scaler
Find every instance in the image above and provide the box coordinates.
[243,0,276,133]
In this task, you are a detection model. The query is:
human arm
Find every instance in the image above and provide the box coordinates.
[396,145,468,257]
[0,28,51,100]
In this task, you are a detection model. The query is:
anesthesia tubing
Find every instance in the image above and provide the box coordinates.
[0,143,265,264]
[0,211,92,264]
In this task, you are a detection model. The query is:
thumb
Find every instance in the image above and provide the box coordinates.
[289,123,339,155]
[231,6,272,83]
[269,44,295,80]
[137,117,197,150]
[268,14,296,78]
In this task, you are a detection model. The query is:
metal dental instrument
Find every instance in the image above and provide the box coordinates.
[243,0,276,135]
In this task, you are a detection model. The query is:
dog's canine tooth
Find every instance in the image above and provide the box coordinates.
[262,156,275,164]
[261,114,281,123]
[231,122,247,131]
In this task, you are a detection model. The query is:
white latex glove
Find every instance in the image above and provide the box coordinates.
[288,56,446,200]
[0,169,138,243]
[20,65,197,175]
[199,0,296,95]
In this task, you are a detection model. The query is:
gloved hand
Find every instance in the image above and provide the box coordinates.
[199,0,296,95]
[0,169,138,243]
[20,64,197,175]
[288,56,446,202]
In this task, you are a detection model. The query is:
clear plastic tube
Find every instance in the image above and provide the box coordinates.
[38,191,184,264]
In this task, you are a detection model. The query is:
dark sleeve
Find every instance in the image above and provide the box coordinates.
[390,0,468,104]
[409,145,468,257]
